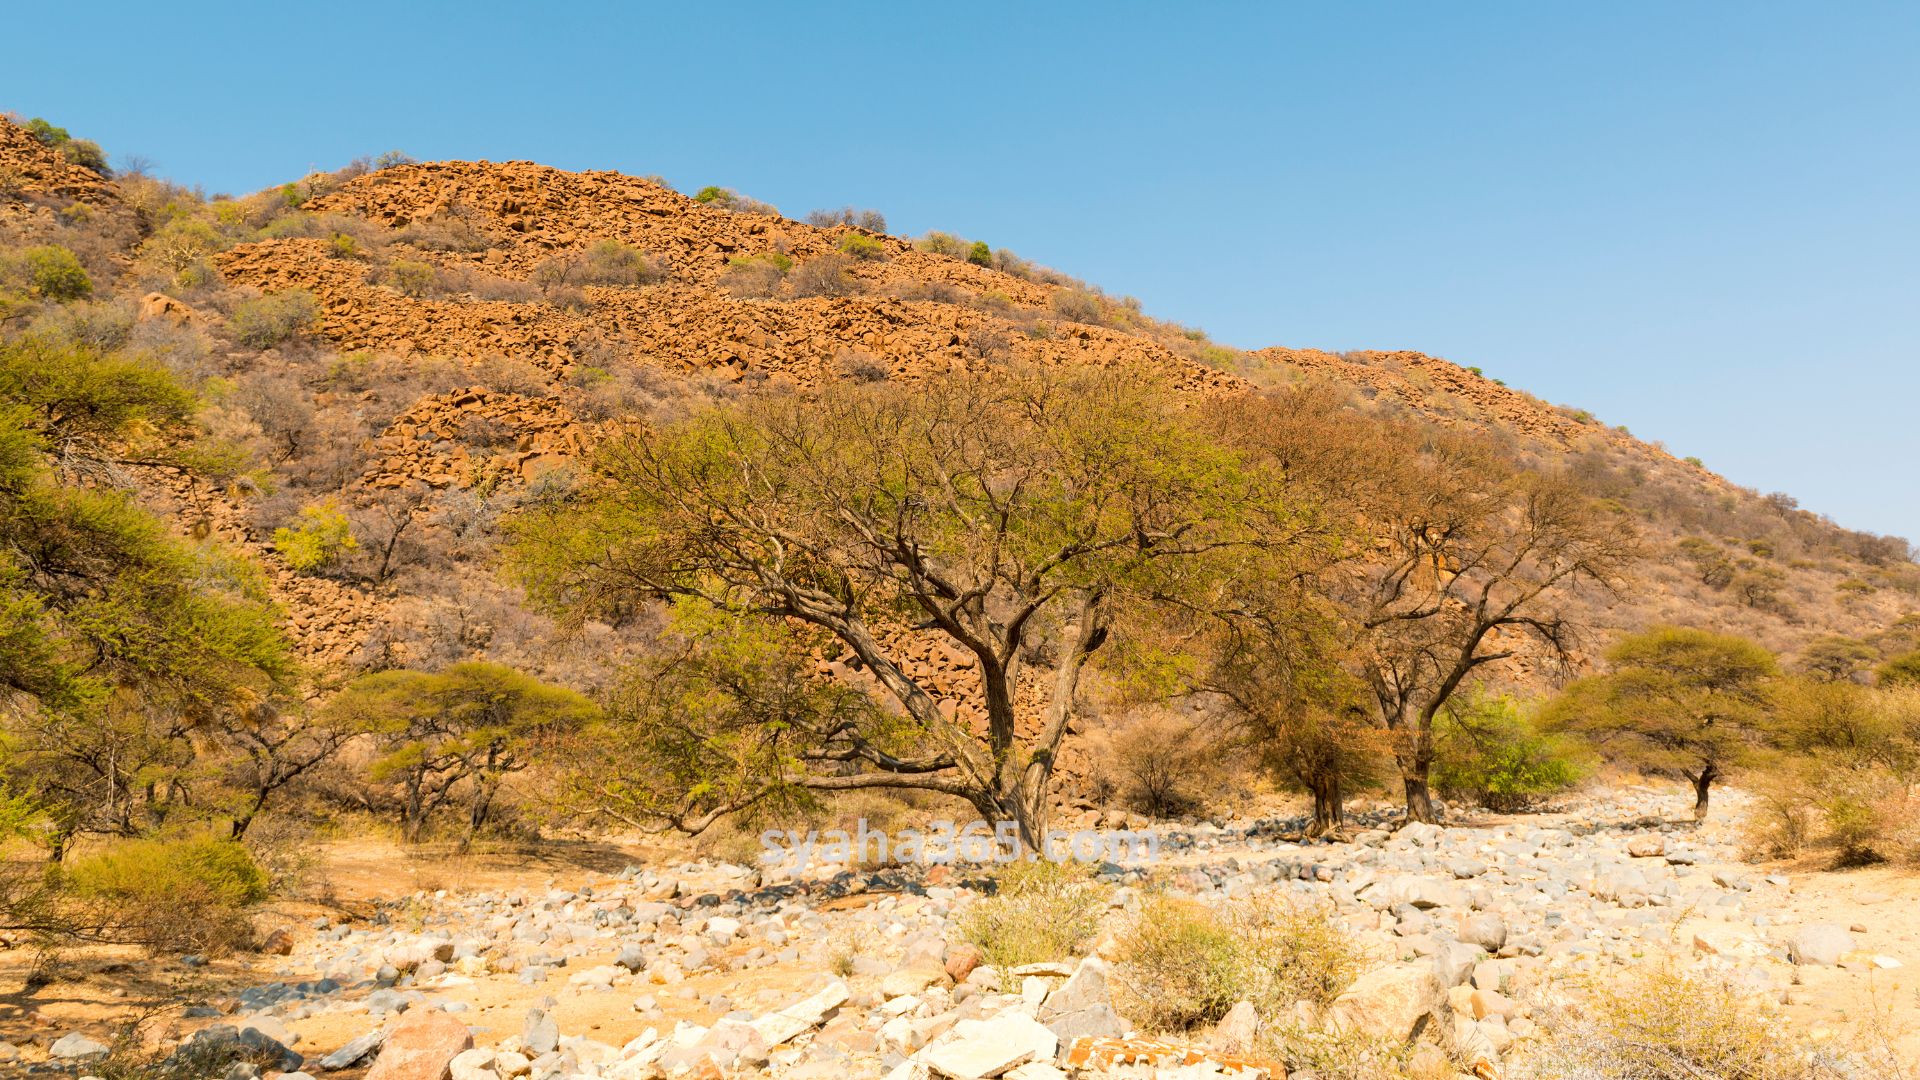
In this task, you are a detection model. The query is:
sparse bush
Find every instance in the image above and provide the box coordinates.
[1106,712,1240,818]
[692,186,778,215]
[578,239,666,286]
[386,259,437,297]
[957,858,1110,972]
[834,349,890,382]
[272,499,357,573]
[916,232,968,258]
[17,245,92,300]
[1433,693,1587,812]
[1050,289,1103,324]
[63,836,267,954]
[1879,650,1920,688]
[719,253,790,298]
[228,290,319,348]
[807,207,888,232]
[1113,893,1363,1032]
[837,233,886,260]
[1528,965,1836,1080]
[790,254,858,298]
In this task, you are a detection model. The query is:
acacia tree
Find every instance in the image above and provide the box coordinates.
[1543,626,1778,820]
[324,662,596,846]
[508,370,1319,848]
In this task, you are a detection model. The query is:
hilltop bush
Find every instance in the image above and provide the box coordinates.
[837,232,886,260]
[228,290,319,348]
[25,117,109,175]
[807,206,887,232]
[957,858,1109,972]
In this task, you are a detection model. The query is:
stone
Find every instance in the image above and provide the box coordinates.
[1627,835,1666,858]
[365,1009,473,1080]
[1789,923,1856,966]
[944,944,984,983]
[315,1030,385,1071]
[882,965,945,998]
[923,1014,1057,1079]
[1209,1000,1259,1055]
[50,1033,111,1060]
[448,1047,497,1080]
[749,980,849,1046]
[1458,913,1506,952]
[1328,964,1446,1042]
[522,1009,559,1055]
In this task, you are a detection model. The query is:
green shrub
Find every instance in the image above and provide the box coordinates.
[1113,893,1363,1032]
[967,240,993,266]
[957,858,1109,972]
[837,233,886,260]
[916,232,967,258]
[64,836,267,954]
[1878,651,1920,688]
[20,245,92,300]
[228,290,319,348]
[272,500,357,572]
[24,117,109,176]
[1434,693,1586,812]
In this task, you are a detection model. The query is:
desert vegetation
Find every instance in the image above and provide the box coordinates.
[1,111,1917,1077]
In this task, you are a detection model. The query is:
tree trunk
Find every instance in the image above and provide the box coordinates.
[1404,773,1437,824]
[1307,775,1344,837]
[1692,766,1716,821]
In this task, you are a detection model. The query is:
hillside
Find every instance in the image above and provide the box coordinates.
[3,112,1916,743]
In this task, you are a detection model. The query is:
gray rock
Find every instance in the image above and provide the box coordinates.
[1210,1000,1260,1055]
[523,1008,559,1055]
[1458,913,1507,952]
[314,1030,384,1071]
[49,1033,110,1060]
[1788,923,1855,966]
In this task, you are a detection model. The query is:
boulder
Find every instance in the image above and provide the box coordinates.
[1328,964,1447,1043]
[1209,1000,1260,1056]
[1788,923,1856,966]
[365,1009,473,1080]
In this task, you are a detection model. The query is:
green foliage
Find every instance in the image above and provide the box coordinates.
[65,835,268,906]
[62,836,267,954]
[967,240,993,266]
[1113,893,1363,1032]
[958,859,1110,972]
[24,117,108,176]
[0,337,196,446]
[19,245,92,300]
[571,598,886,832]
[271,500,357,573]
[693,185,730,204]
[728,252,794,273]
[323,662,597,842]
[1878,650,1920,688]
[836,232,886,260]
[1433,693,1587,812]
[1543,627,1777,816]
[228,290,319,348]
[578,239,665,285]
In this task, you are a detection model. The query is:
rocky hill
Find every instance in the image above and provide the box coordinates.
[3,114,1914,715]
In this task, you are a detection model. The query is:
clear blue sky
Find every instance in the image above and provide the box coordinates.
[8,3,1916,542]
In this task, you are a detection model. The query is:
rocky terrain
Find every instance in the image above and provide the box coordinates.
[8,789,1914,1079]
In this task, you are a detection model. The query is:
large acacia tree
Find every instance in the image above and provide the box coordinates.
[508,369,1323,847]
[1211,389,1640,823]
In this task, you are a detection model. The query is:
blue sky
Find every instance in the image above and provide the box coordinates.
[7,2,1916,541]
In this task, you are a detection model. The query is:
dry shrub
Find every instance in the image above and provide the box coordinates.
[957,858,1109,972]
[1100,711,1246,819]
[63,836,267,955]
[789,254,860,298]
[1112,893,1364,1033]
[1526,965,1846,1080]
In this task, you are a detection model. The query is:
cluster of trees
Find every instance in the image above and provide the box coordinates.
[504,369,1644,841]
